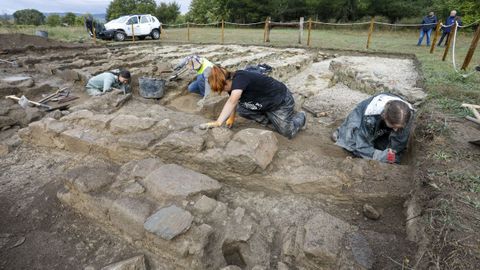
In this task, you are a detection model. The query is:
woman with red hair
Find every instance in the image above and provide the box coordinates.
[199,66,306,139]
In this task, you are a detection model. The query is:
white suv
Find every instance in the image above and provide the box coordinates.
[104,14,161,41]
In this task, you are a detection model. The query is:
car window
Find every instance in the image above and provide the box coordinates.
[127,16,139,25]
[140,16,149,24]
[116,16,129,23]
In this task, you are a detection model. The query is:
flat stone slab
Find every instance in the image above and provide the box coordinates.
[65,164,117,193]
[144,205,193,240]
[142,164,222,202]
[101,255,146,270]
[1,76,34,87]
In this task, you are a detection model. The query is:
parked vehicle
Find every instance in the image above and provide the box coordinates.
[85,14,162,42]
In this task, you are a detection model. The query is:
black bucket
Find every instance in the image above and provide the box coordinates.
[138,77,166,99]
[35,30,48,38]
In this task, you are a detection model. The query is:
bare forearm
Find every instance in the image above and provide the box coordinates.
[216,99,237,124]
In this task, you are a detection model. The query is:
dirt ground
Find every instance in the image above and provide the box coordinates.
[0,34,479,269]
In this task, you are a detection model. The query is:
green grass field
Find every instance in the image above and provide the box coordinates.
[2,24,479,105]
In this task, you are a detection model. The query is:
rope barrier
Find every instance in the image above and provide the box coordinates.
[313,21,371,26]
[374,21,437,27]
[457,19,480,28]
[224,22,264,26]
[451,21,477,78]
[440,23,455,28]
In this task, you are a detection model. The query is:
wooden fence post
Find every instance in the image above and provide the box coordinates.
[299,17,304,44]
[307,18,312,47]
[131,23,135,43]
[430,21,441,53]
[442,22,457,61]
[366,17,375,49]
[93,25,97,44]
[221,19,225,44]
[461,25,480,70]
[187,22,190,42]
[264,17,271,43]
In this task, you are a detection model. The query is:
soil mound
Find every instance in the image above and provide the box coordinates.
[0,33,85,52]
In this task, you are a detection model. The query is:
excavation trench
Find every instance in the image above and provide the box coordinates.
[0,39,426,269]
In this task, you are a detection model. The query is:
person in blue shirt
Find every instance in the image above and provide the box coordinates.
[438,10,462,46]
[417,12,437,46]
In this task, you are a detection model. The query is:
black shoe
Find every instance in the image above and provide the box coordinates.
[476,65,480,72]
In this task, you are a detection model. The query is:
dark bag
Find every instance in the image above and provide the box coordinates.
[244,63,273,75]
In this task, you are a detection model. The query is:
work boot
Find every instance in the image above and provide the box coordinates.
[331,129,338,142]
[294,111,307,130]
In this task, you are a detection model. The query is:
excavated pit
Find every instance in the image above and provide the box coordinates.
[0,42,426,269]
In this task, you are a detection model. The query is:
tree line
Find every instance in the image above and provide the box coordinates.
[11,9,86,26]
[186,0,480,24]
[9,0,479,27]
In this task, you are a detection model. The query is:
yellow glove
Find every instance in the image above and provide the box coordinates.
[226,112,236,128]
[199,121,221,130]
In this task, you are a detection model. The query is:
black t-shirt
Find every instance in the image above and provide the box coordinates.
[231,70,287,111]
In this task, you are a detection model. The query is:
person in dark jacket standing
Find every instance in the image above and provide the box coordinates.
[331,93,415,164]
[438,10,462,46]
[417,12,437,46]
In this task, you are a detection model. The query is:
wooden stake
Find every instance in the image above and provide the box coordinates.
[93,25,97,44]
[221,19,225,44]
[187,22,190,42]
[307,18,312,47]
[366,17,375,49]
[131,23,135,43]
[461,25,480,70]
[298,17,304,44]
[442,22,457,61]
[430,21,441,53]
[264,17,271,43]
[160,24,167,39]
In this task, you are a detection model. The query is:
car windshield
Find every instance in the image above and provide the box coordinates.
[115,16,129,23]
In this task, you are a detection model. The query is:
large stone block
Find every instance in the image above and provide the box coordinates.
[110,115,157,134]
[142,164,222,202]
[109,197,152,239]
[153,131,205,156]
[303,213,355,266]
[224,128,278,174]
[144,205,193,240]
[198,94,229,119]
[65,164,117,193]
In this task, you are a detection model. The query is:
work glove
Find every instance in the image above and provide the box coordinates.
[198,121,221,130]
[387,149,396,164]
[226,115,235,128]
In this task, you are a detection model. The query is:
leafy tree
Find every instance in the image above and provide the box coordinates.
[106,0,156,21]
[432,0,480,25]
[13,9,45,25]
[46,14,62,27]
[62,12,76,26]
[75,14,87,26]
[155,2,181,24]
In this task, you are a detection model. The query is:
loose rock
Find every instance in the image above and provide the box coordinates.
[362,204,382,220]
[144,205,193,240]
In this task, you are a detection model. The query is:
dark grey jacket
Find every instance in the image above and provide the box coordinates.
[335,93,414,163]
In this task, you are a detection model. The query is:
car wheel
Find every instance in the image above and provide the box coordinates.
[151,29,160,40]
[114,31,126,42]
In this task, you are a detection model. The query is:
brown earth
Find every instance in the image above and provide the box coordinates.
[0,35,479,269]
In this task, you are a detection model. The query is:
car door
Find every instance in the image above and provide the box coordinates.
[139,15,152,35]
[125,16,140,37]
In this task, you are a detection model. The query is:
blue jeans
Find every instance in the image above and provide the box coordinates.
[417,29,432,45]
[188,74,206,96]
[236,91,305,139]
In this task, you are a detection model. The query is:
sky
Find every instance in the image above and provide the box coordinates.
[1,0,192,15]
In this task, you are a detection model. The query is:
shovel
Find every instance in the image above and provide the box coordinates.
[0,59,19,68]
[5,95,69,111]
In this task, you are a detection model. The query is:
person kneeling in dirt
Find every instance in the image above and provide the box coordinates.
[199,66,306,139]
[85,69,131,96]
[173,55,213,97]
[331,93,414,164]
